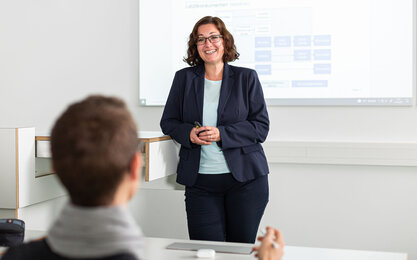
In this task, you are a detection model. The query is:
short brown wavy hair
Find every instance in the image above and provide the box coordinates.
[184,16,240,66]
[51,95,140,206]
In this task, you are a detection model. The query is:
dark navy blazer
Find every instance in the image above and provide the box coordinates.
[160,63,269,186]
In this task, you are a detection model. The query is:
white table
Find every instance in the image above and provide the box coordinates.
[143,237,407,260]
[1,234,408,260]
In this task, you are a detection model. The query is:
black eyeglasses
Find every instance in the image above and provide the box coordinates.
[196,35,223,46]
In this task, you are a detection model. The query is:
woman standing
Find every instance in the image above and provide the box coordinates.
[160,16,269,243]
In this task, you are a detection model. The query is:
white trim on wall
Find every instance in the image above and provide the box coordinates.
[264,141,417,166]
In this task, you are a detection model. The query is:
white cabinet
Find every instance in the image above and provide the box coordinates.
[0,128,66,219]
[0,128,178,228]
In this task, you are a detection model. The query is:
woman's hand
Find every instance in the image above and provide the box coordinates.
[196,126,221,142]
[189,126,221,145]
[252,227,284,260]
[189,127,211,145]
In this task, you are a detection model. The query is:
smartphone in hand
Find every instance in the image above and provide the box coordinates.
[194,121,207,137]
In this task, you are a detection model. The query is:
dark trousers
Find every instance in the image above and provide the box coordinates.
[185,173,269,243]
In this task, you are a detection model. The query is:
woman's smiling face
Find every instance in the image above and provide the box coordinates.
[196,23,224,66]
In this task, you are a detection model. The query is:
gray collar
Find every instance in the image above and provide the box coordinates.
[47,203,143,259]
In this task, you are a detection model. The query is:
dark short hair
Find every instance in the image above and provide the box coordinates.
[184,16,240,66]
[51,95,139,206]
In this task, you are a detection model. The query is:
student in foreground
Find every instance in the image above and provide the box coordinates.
[3,95,144,259]
[253,227,284,260]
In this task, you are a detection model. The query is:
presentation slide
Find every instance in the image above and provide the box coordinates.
[139,0,414,106]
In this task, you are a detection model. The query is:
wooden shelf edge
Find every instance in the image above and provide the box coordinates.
[35,135,172,143]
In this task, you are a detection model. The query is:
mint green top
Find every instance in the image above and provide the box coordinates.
[198,79,231,174]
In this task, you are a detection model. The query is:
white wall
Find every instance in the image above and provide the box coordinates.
[0,0,416,259]
[0,0,160,135]
[18,195,68,231]
[263,164,417,256]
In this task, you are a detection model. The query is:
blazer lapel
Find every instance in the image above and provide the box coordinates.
[193,65,205,121]
[217,63,234,119]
